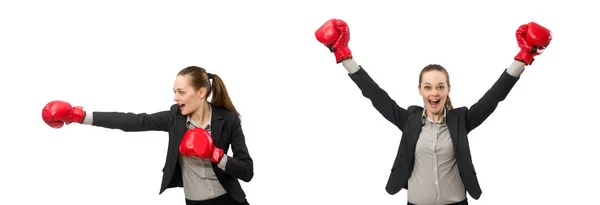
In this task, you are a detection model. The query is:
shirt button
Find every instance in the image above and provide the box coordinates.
[434,167,437,170]
[435,181,438,184]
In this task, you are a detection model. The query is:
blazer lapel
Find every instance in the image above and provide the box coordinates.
[406,113,423,159]
[445,111,460,156]
[174,113,188,151]
[210,107,225,147]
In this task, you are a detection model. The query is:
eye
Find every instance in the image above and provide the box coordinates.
[438,85,445,89]
[424,86,431,90]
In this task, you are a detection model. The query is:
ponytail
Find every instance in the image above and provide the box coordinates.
[209,74,240,116]
[445,95,453,110]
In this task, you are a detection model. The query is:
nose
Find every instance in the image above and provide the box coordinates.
[173,95,178,102]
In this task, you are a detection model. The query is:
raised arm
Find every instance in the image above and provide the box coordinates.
[464,61,522,132]
[42,100,172,132]
[315,18,409,131]
[344,59,409,131]
[465,22,552,132]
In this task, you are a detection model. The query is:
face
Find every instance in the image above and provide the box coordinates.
[419,70,450,115]
[173,74,207,115]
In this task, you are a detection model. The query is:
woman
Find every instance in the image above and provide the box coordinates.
[41,66,253,205]
[315,19,551,205]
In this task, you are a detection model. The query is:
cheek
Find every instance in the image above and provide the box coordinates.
[440,92,449,101]
[183,93,201,104]
[180,94,192,103]
[442,90,450,97]
[421,90,431,96]
[421,94,430,102]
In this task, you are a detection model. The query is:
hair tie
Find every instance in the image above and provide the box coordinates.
[207,73,214,79]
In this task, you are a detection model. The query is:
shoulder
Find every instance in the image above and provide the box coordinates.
[169,104,181,115]
[407,105,424,115]
[448,106,468,113]
[213,106,241,123]
[447,106,468,119]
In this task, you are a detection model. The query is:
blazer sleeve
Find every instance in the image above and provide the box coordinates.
[223,115,254,182]
[349,66,409,131]
[90,104,176,132]
[465,69,520,132]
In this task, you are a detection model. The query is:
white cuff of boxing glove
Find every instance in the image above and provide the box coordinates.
[342,59,360,74]
[82,112,93,125]
[217,155,227,170]
[506,60,526,77]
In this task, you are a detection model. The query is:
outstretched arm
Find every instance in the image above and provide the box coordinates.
[84,109,172,132]
[41,100,172,132]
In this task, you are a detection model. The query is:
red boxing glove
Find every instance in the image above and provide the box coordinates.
[315,18,352,63]
[42,100,86,128]
[514,22,552,65]
[179,128,224,163]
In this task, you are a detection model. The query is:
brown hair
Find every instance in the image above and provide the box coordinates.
[177,66,240,116]
[418,64,453,110]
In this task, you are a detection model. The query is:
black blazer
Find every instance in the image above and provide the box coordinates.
[90,104,253,203]
[349,66,519,200]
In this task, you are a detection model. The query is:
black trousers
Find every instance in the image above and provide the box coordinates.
[408,199,467,205]
[185,194,249,205]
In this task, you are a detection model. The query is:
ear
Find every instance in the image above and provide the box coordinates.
[447,84,451,93]
[197,87,207,99]
[418,84,423,96]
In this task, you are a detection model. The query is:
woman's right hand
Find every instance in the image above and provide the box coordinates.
[315,18,353,64]
[42,100,86,128]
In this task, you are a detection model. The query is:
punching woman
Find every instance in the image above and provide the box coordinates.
[42,66,253,205]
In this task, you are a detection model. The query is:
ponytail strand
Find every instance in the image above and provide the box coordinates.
[209,74,240,116]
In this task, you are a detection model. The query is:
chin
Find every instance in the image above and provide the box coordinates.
[180,107,189,115]
[427,105,443,114]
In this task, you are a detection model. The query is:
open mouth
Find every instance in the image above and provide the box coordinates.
[179,104,186,110]
[428,99,440,107]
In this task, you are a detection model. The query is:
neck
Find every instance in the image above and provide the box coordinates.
[191,101,210,126]
[426,109,444,123]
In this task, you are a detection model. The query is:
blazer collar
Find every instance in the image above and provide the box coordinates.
[186,104,213,130]
[421,107,447,124]
[408,107,459,158]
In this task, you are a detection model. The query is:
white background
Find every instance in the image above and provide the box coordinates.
[1,0,599,204]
